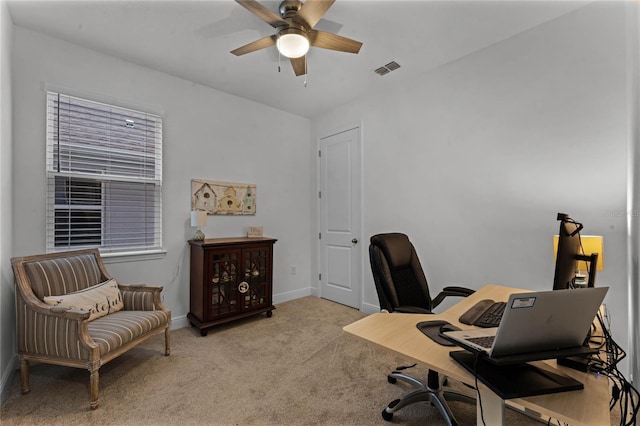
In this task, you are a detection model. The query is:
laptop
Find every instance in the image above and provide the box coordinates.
[442,287,608,359]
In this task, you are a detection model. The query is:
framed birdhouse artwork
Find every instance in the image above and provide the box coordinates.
[191,179,256,215]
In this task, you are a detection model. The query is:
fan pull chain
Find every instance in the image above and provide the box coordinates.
[278,50,281,73]
[304,55,308,87]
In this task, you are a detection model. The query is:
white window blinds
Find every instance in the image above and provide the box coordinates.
[46,92,163,254]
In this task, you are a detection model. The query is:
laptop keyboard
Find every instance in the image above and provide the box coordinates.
[467,336,495,349]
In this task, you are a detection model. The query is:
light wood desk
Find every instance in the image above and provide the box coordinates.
[343,285,610,425]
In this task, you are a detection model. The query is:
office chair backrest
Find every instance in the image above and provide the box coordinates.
[369,233,433,312]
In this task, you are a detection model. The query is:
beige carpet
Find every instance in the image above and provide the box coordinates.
[0,296,615,425]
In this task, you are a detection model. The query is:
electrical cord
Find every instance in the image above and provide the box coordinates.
[473,352,486,426]
[163,244,187,290]
[580,306,640,425]
[156,247,185,304]
[472,304,638,425]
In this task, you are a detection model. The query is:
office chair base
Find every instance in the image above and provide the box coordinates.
[388,372,424,388]
[382,370,475,425]
[382,388,475,424]
[389,371,453,388]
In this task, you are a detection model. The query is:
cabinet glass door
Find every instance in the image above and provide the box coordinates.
[209,250,240,317]
[242,247,270,310]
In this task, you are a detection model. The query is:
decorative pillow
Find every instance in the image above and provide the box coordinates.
[44,278,123,321]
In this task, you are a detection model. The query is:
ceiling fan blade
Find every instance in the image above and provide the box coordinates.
[235,0,288,28]
[309,30,362,54]
[231,35,277,56]
[294,0,335,29]
[290,56,307,76]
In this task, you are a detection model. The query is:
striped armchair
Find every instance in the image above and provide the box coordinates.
[11,249,171,409]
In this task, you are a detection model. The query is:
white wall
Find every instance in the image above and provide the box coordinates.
[11,27,313,330]
[0,0,15,401]
[626,0,640,385]
[4,0,635,394]
[312,2,630,372]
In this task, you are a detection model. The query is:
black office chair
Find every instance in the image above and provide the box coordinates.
[369,233,476,425]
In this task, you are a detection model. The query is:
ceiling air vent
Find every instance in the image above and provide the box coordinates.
[374,67,390,76]
[385,61,401,71]
[374,60,401,76]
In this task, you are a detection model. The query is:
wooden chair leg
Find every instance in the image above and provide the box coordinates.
[90,369,100,410]
[165,327,171,356]
[20,357,30,394]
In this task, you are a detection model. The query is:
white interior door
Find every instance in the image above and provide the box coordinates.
[319,127,362,309]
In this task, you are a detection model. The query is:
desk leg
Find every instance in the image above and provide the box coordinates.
[477,386,504,426]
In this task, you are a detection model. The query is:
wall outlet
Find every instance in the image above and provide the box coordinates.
[291,265,297,275]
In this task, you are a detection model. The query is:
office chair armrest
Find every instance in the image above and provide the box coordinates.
[394,306,433,314]
[431,286,475,309]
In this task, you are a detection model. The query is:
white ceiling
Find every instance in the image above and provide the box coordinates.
[7,0,589,118]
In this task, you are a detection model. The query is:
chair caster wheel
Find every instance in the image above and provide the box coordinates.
[387,375,397,384]
[381,408,393,421]
[382,399,400,421]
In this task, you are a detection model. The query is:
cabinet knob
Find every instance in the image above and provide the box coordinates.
[238,281,249,293]
[352,238,358,244]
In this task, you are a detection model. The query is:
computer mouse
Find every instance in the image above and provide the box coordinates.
[439,323,461,333]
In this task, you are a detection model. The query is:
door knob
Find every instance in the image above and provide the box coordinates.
[352,238,358,244]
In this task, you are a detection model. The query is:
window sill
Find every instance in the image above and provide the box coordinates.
[101,249,167,264]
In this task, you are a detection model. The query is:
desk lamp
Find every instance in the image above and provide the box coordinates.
[191,210,207,241]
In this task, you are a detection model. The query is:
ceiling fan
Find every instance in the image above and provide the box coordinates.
[231,0,363,76]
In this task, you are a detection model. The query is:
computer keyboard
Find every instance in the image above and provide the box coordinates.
[458,299,506,328]
[473,302,506,327]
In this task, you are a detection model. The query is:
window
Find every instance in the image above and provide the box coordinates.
[46,92,162,254]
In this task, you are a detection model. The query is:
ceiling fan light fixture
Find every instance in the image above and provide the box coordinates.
[277,28,309,58]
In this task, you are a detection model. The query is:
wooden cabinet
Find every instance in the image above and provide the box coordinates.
[188,237,276,336]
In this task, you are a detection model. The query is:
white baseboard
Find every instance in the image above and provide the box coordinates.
[170,287,316,331]
[273,287,314,304]
[1,288,360,401]
[170,314,190,330]
[361,302,381,315]
[0,353,18,404]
